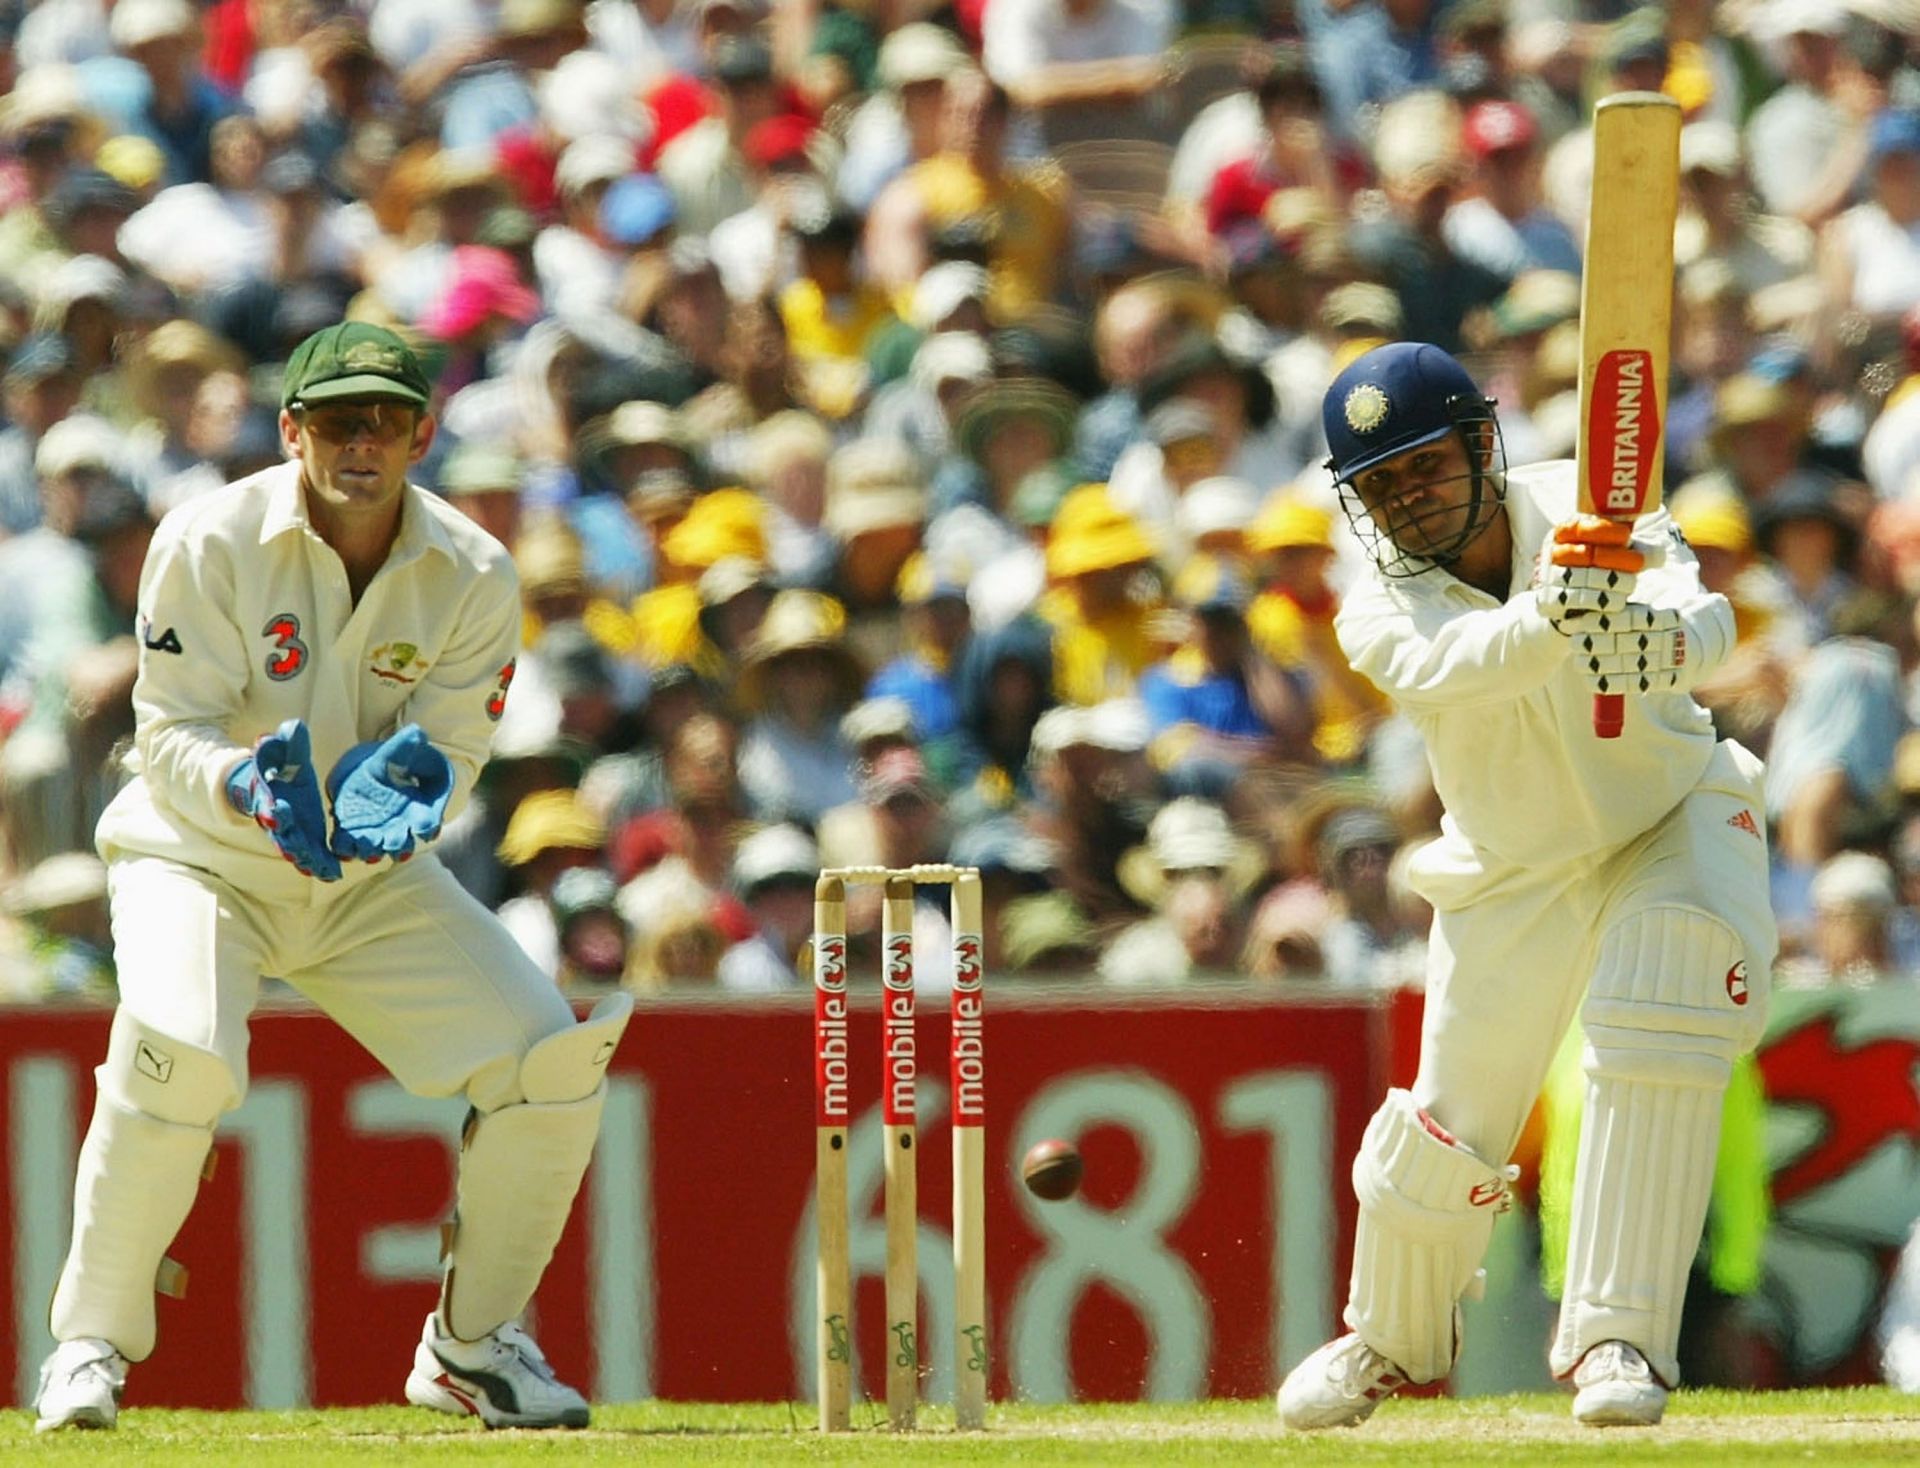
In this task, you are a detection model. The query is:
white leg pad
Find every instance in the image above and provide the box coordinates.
[443,1087,606,1340]
[51,1012,239,1360]
[441,994,631,1340]
[519,993,632,1104]
[1345,1088,1516,1383]
[1550,906,1763,1386]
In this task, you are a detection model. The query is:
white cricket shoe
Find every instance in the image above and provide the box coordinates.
[34,1338,128,1433]
[1277,1333,1410,1430]
[404,1313,590,1429]
[1571,1340,1667,1427]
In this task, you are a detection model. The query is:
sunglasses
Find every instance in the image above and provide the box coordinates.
[296,403,418,445]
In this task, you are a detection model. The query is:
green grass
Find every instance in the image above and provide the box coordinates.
[7,1391,1920,1464]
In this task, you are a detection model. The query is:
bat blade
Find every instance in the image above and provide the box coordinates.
[1576,91,1681,738]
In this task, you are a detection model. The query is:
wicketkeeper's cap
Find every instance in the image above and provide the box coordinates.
[282,321,430,409]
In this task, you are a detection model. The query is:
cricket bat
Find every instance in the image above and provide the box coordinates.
[1575,92,1681,739]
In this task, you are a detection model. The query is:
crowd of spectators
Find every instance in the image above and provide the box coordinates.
[1,0,1919,1005]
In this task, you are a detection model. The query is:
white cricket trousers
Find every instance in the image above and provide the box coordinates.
[1403,738,1777,1171]
[107,853,576,1108]
[49,852,578,1359]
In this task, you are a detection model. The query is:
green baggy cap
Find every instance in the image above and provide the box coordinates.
[282,321,432,409]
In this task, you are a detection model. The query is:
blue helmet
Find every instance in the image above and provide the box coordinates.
[1322,342,1506,578]
[1322,342,1493,483]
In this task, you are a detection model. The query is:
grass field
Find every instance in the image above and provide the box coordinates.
[7,1390,1920,1464]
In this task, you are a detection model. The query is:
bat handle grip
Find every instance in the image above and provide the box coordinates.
[1593,692,1624,739]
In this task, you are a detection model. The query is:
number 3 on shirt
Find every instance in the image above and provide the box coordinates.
[263,612,309,681]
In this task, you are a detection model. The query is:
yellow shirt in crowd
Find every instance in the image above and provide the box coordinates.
[1038,587,1162,708]
[1248,588,1386,764]
[908,153,1069,323]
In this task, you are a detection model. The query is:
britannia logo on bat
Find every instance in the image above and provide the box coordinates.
[1586,348,1661,516]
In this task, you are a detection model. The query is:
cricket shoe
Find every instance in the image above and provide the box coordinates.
[34,1338,128,1433]
[1571,1340,1667,1427]
[1276,1333,1409,1430]
[405,1313,590,1429]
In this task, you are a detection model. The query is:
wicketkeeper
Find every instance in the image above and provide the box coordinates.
[1278,343,1776,1429]
[33,323,630,1433]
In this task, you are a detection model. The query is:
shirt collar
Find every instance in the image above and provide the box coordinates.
[258,460,309,545]
[259,459,458,565]
[391,481,461,567]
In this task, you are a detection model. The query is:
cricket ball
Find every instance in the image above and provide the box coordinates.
[1021,1138,1083,1201]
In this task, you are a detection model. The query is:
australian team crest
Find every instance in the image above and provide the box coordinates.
[1344,383,1390,434]
[370,641,430,684]
[342,340,407,375]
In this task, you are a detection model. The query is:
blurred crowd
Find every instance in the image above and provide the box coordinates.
[1,0,1920,1005]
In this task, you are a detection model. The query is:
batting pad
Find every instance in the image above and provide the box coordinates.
[51,1016,236,1360]
[1550,906,1759,1385]
[441,995,631,1340]
[1347,1088,1515,1383]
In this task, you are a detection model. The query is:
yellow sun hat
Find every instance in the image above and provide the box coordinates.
[496,788,606,867]
[660,487,768,572]
[1670,489,1752,556]
[1045,483,1155,579]
[1247,494,1335,554]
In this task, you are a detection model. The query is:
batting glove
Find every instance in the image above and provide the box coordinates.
[226,719,343,881]
[326,724,454,863]
[1535,516,1645,635]
[1571,603,1688,695]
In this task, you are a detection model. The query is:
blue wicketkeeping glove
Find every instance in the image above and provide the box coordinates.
[226,719,343,881]
[326,723,454,863]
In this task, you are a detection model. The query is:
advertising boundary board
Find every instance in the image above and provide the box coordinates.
[0,989,1385,1409]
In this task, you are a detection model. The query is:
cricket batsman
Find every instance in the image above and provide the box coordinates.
[1278,343,1776,1429]
[32,323,630,1432]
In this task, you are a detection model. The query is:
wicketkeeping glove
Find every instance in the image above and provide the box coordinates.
[1536,516,1645,635]
[226,719,343,881]
[326,723,454,863]
[1571,603,1689,695]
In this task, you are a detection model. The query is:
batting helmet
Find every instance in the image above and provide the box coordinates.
[1322,342,1493,484]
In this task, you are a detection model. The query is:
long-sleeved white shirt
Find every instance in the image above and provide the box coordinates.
[1334,459,1735,869]
[96,460,521,906]
[982,0,1173,87]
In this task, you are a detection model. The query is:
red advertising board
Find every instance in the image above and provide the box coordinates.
[0,991,1384,1409]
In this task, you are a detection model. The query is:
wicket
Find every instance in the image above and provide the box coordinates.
[813,864,987,1432]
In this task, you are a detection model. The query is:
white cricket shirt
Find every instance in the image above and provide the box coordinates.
[96,460,521,905]
[1334,460,1735,869]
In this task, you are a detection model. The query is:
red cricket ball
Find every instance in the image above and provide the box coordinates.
[1021,1138,1084,1201]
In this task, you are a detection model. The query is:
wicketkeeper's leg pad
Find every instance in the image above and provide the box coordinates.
[441,993,632,1341]
[1346,1088,1517,1383]
[51,1011,241,1359]
[1551,905,1763,1386]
